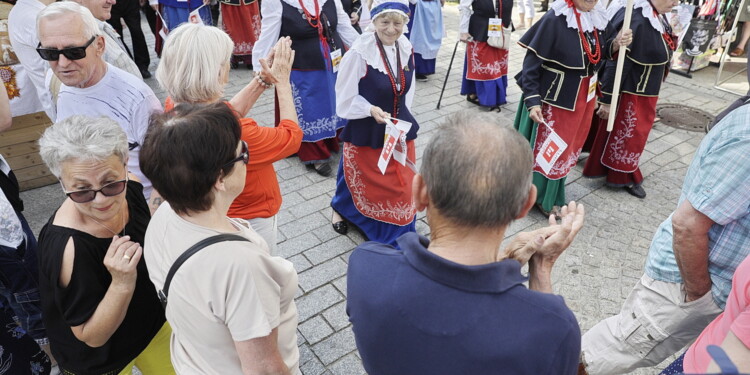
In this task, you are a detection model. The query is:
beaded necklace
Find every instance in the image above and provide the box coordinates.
[298,0,321,29]
[566,0,602,64]
[649,3,677,51]
[375,36,406,117]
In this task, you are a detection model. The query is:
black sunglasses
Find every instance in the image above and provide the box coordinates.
[63,178,128,203]
[36,36,97,61]
[223,141,249,169]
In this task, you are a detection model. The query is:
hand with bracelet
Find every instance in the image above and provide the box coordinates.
[257,37,295,89]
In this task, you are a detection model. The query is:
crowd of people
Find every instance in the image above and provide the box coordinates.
[0,0,749,373]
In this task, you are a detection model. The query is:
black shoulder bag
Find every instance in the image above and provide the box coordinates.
[158,233,251,308]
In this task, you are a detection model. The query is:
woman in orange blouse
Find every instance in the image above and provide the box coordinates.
[155,23,301,254]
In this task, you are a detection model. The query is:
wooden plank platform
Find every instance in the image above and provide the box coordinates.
[0,112,56,191]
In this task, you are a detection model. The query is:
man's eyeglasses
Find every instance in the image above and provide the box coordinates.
[223,141,249,169]
[63,178,128,203]
[36,36,97,61]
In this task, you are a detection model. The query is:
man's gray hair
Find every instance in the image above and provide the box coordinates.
[37,2,101,42]
[420,111,534,228]
[39,115,128,178]
[156,23,234,103]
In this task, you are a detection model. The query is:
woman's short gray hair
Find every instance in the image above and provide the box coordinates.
[37,2,101,41]
[156,23,234,103]
[39,115,128,178]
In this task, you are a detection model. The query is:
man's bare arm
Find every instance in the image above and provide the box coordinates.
[672,199,715,302]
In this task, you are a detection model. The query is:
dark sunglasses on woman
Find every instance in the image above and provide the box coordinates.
[36,36,96,61]
[222,141,249,169]
[63,178,128,203]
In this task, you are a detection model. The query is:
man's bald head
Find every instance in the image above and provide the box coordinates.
[420,111,534,228]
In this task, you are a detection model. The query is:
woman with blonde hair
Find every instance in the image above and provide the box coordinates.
[156,23,301,253]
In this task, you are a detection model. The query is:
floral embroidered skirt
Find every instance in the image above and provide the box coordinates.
[460,41,508,107]
[221,2,261,63]
[331,142,417,248]
[583,93,658,187]
[282,69,346,163]
[514,80,596,212]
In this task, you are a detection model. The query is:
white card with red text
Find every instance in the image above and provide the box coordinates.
[536,123,568,174]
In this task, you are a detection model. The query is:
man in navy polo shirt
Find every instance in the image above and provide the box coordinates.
[347,110,586,375]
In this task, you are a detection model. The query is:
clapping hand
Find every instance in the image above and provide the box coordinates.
[258,37,295,86]
[500,201,585,266]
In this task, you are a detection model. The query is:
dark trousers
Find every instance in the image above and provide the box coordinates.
[108,0,151,72]
[0,212,46,344]
[142,3,157,34]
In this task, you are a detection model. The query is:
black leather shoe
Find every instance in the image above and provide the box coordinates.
[140,69,152,79]
[306,162,332,177]
[625,185,646,199]
[332,220,348,235]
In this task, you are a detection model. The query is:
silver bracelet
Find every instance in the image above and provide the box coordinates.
[254,73,273,89]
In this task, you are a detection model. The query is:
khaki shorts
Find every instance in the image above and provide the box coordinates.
[581,274,722,375]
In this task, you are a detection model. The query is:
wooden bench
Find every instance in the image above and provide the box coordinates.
[0,111,56,191]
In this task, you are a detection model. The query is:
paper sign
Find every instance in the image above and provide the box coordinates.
[587,75,597,102]
[159,24,169,39]
[330,49,342,72]
[378,118,412,174]
[156,11,169,38]
[535,122,568,174]
[188,8,204,24]
[488,18,503,37]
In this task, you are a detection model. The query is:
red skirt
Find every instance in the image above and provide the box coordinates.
[221,2,261,57]
[465,41,508,81]
[583,93,658,185]
[532,76,597,180]
[343,142,416,225]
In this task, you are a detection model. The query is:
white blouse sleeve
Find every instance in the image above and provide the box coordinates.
[335,51,372,119]
[252,0,283,71]
[459,0,473,34]
[334,0,362,47]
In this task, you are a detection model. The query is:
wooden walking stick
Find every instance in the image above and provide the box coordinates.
[607,0,635,131]
[436,40,461,110]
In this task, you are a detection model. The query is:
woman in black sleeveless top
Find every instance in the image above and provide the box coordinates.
[36,115,173,375]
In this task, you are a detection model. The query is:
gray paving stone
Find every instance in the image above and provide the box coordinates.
[288,254,313,273]
[311,327,358,365]
[296,285,344,322]
[332,276,348,296]
[279,212,329,239]
[329,353,367,375]
[322,301,351,331]
[298,258,348,292]
[290,195,334,219]
[278,232,321,259]
[299,316,334,345]
[300,356,327,375]
[304,236,357,265]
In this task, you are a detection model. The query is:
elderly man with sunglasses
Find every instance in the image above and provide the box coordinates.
[37,2,162,203]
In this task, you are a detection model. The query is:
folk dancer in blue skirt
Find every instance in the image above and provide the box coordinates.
[331,0,419,248]
[405,0,444,81]
[459,0,513,111]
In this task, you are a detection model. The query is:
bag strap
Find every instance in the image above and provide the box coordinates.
[158,233,251,307]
